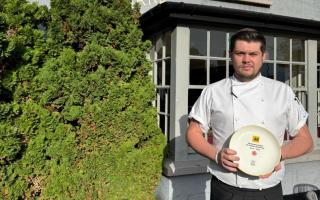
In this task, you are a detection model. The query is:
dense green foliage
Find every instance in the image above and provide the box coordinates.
[0,0,164,199]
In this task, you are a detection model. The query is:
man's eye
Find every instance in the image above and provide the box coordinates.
[249,52,259,56]
[235,52,245,56]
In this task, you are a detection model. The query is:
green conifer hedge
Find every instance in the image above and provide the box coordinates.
[0,0,165,199]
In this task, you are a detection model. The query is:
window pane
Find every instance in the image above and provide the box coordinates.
[167,89,170,113]
[292,39,305,62]
[159,114,165,133]
[277,37,290,61]
[164,32,171,57]
[295,91,307,109]
[165,59,171,85]
[167,116,170,140]
[318,120,320,138]
[190,28,207,56]
[156,35,163,59]
[228,31,235,57]
[318,91,320,111]
[190,59,207,85]
[210,60,226,83]
[151,39,156,61]
[317,41,320,63]
[292,65,305,88]
[229,64,234,76]
[265,36,274,60]
[261,63,274,79]
[317,66,320,88]
[210,30,226,57]
[188,89,203,113]
[157,61,162,85]
[159,89,166,112]
[276,64,290,84]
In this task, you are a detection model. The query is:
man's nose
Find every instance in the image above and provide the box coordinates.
[242,54,250,62]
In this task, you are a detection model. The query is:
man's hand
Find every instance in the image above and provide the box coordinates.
[218,148,240,172]
[259,162,282,179]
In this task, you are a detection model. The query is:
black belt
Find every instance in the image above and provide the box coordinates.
[211,175,282,193]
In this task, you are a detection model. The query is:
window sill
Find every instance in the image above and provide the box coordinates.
[162,158,209,177]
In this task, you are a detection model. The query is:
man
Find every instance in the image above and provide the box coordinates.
[187,28,314,200]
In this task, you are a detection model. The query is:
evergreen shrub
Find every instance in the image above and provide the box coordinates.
[0,0,165,199]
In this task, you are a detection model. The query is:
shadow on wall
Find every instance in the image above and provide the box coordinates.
[156,137,211,200]
[156,114,211,200]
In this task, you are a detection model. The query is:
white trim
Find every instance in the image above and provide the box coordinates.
[307,40,319,149]
[233,0,272,5]
[170,26,190,160]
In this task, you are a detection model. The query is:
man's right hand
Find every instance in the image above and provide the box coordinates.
[217,148,240,172]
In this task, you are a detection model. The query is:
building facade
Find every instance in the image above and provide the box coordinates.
[136,0,320,199]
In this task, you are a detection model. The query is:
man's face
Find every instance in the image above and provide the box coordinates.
[231,40,266,82]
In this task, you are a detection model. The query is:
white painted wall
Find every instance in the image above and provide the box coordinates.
[28,0,50,7]
[135,0,320,22]
[156,174,211,200]
[283,161,320,194]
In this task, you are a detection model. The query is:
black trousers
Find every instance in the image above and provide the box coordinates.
[211,176,283,200]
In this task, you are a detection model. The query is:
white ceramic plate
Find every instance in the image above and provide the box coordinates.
[229,125,281,176]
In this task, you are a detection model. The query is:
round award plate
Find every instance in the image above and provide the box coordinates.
[229,125,281,176]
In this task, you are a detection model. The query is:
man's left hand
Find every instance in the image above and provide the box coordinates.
[259,163,282,179]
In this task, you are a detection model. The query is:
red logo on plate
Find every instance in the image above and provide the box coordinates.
[252,151,257,156]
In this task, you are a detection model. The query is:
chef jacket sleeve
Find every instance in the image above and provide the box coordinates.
[286,89,308,137]
[188,87,212,134]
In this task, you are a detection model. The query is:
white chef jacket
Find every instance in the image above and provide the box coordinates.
[189,73,308,190]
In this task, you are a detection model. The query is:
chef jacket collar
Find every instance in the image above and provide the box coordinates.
[231,73,263,98]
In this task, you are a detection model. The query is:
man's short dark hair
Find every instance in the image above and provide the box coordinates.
[230,28,266,53]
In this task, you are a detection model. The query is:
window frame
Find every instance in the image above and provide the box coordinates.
[152,31,172,142]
